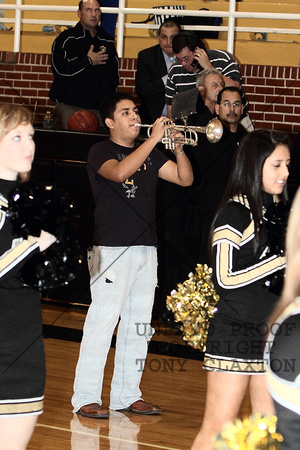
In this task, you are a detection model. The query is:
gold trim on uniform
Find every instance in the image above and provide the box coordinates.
[217,241,285,289]
[0,235,38,277]
[267,374,300,411]
[0,397,44,415]
[213,225,243,248]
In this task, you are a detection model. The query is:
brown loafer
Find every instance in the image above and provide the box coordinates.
[117,400,162,415]
[77,403,109,419]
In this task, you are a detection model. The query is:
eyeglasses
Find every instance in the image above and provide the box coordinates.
[176,54,193,64]
[220,101,242,108]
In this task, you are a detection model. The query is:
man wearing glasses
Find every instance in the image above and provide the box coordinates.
[165,32,253,131]
[193,86,247,264]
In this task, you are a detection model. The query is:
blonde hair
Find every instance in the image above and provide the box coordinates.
[0,103,33,182]
[269,188,300,323]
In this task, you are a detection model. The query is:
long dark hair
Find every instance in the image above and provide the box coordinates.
[210,129,290,254]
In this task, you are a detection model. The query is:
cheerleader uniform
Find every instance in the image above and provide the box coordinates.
[0,179,45,416]
[203,193,286,374]
[265,298,300,449]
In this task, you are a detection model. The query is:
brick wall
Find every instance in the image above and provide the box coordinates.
[1,51,300,137]
[242,64,300,136]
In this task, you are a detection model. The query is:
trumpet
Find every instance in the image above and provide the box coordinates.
[135,118,223,150]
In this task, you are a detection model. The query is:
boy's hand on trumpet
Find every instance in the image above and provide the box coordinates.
[150,116,185,153]
[150,116,174,142]
[167,127,185,153]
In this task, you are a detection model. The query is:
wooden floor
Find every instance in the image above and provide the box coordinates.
[27,301,252,450]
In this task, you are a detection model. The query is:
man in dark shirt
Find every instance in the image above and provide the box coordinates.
[49,0,119,130]
[158,87,246,319]
[195,86,247,263]
[188,68,225,128]
[156,77,233,322]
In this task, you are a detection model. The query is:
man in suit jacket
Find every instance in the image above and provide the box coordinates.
[135,19,181,124]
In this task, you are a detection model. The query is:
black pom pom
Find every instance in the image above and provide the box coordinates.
[264,269,285,295]
[263,201,290,255]
[263,201,290,295]
[8,181,83,291]
[8,181,76,239]
[20,238,83,291]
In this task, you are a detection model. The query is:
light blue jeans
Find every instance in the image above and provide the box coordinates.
[71,245,157,411]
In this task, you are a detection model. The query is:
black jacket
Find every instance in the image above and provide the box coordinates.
[49,22,119,109]
[135,44,169,123]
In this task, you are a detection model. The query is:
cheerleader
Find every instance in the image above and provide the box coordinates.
[192,129,290,449]
[0,104,56,449]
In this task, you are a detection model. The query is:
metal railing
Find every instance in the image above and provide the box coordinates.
[1,0,300,56]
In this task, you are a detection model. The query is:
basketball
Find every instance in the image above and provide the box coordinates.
[68,109,99,133]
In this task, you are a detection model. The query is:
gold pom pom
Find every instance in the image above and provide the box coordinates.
[166,264,219,352]
[213,413,283,449]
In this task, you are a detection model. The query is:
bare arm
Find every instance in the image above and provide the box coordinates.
[99,117,173,183]
[158,150,193,186]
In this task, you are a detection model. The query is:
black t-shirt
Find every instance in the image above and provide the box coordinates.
[87,139,169,246]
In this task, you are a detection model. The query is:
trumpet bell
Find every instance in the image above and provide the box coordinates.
[205,118,223,143]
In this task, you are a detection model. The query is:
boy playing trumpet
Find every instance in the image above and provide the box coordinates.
[71,92,193,418]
